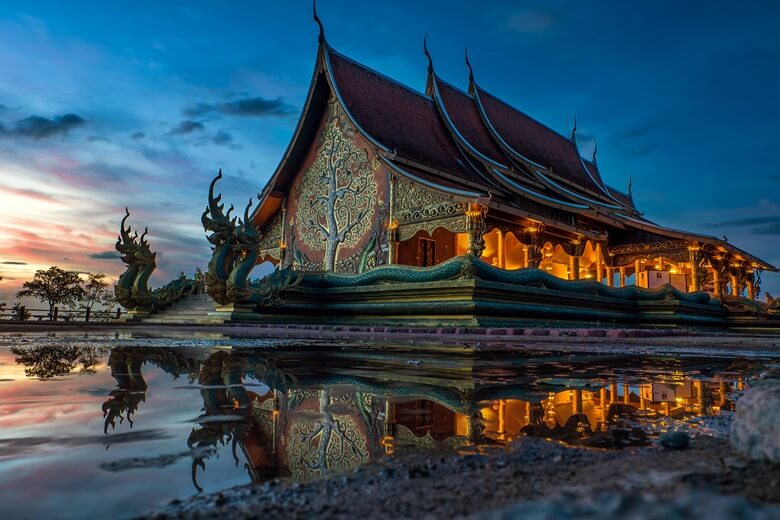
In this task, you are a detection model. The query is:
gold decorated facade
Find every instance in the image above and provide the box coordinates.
[249,23,774,304]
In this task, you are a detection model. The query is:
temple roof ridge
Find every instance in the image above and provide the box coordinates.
[326,46,431,101]
[474,84,581,155]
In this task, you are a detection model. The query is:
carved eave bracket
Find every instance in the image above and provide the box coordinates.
[608,239,690,267]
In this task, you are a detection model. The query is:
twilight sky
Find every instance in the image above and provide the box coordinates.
[1,0,779,302]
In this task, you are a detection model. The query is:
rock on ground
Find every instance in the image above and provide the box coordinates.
[481,491,780,520]
[731,380,780,463]
[138,436,780,520]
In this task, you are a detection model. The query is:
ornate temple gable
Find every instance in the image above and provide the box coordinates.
[393,177,470,242]
[257,212,284,263]
[286,98,389,273]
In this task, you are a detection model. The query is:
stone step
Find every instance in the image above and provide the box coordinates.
[139,294,219,324]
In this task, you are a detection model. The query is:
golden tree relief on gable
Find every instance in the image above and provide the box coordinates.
[294,104,380,271]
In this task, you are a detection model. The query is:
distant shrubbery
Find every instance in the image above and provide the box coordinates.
[1,266,116,321]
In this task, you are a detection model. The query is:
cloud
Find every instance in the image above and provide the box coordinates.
[1,261,27,265]
[0,186,58,203]
[88,251,117,260]
[168,120,204,135]
[0,113,85,139]
[212,130,233,146]
[625,143,658,156]
[505,7,563,34]
[620,124,655,139]
[184,96,296,118]
[130,131,145,140]
[709,215,780,236]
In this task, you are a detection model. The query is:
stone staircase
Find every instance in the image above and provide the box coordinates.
[141,294,221,324]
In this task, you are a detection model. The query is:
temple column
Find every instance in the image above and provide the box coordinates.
[729,272,740,297]
[688,246,701,292]
[623,384,631,405]
[387,222,398,264]
[618,267,626,288]
[606,267,615,287]
[497,400,507,438]
[596,243,604,283]
[569,254,579,280]
[387,176,397,265]
[610,383,618,404]
[712,269,723,298]
[694,381,704,414]
[522,246,530,268]
[498,230,505,269]
[466,205,486,257]
[572,390,583,414]
[747,270,756,299]
[279,202,288,266]
[634,259,642,285]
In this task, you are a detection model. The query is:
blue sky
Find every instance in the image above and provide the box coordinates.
[0,0,779,300]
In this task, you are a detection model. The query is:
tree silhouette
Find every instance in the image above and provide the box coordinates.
[17,266,86,319]
[11,345,105,379]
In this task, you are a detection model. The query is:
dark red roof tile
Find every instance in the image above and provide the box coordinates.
[476,86,609,196]
[327,50,488,188]
[434,78,508,167]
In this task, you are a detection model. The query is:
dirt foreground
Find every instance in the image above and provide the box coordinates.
[137,434,779,520]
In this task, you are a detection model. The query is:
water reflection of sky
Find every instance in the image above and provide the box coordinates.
[0,343,775,520]
[0,347,252,520]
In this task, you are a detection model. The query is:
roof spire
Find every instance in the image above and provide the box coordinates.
[423,33,433,73]
[313,0,326,44]
[592,138,598,162]
[571,115,577,140]
[627,175,633,197]
[465,47,475,85]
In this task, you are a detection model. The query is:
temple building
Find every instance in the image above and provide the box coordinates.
[250,24,773,301]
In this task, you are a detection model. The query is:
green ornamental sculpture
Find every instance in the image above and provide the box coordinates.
[202,170,301,308]
[114,208,195,313]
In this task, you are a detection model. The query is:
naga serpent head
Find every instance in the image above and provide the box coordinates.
[202,169,237,245]
[116,207,141,262]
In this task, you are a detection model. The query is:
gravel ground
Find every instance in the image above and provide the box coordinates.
[137,435,780,520]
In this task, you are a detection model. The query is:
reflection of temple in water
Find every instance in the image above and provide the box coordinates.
[100,347,753,488]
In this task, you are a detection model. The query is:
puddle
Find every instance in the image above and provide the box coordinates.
[0,339,776,519]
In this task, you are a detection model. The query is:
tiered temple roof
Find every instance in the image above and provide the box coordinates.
[254,28,774,271]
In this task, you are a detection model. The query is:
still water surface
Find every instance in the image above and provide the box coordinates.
[0,335,775,519]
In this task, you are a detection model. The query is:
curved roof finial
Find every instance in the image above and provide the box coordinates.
[627,175,633,197]
[423,33,433,73]
[313,0,326,44]
[592,138,598,162]
[571,115,577,140]
[465,47,475,85]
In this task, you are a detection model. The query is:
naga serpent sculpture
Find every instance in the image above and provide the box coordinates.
[114,208,195,312]
[114,208,141,309]
[295,254,714,305]
[202,170,301,307]
[202,170,237,306]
